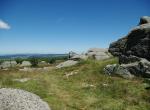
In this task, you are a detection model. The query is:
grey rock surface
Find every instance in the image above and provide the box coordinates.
[0,61,17,69]
[68,48,111,61]
[56,60,78,68]
[86,48,111,60]
[104,64,134,79]
[104,64,118,75]
[139,16,150,25]
[39,61,47,65]
[68,51,77,59]
[43,67,54,71]
[0,88,51,110]
[70,54,88,60]
[121,58,150,77]
[20,61,32,67]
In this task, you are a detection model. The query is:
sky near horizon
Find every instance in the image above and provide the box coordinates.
[0,0,150,54]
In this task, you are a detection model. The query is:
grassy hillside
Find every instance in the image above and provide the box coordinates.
[0,58,150,110]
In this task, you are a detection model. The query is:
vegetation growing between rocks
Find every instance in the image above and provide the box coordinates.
[46,58,56,64]
[0,58,150,110]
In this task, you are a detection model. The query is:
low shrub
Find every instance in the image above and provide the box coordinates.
[15,58,23,64]
[47,58,56,64]
[29,57,38,67]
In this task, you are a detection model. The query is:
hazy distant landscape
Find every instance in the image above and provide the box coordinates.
[0,54,67,59]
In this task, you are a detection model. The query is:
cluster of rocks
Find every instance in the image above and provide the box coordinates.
[0,88,51,110]
[56,48,111,68]
[0,60,49,70]
[69,48,111,61]
[104,16,150,79]
[0,61,17,69]
[0,60,32,69]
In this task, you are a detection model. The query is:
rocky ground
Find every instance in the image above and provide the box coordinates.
[56,48,112,68]
[0,58,149,110]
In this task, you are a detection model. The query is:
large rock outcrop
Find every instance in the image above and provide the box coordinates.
[106,16,150,78]
[86,48,111,60]
[69,48,111,61]
[109,16,150,64]
[56,48,111,68]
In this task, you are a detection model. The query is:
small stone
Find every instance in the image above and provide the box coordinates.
[13,78,31,82]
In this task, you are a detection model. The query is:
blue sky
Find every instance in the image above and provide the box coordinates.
[0,0,150,54]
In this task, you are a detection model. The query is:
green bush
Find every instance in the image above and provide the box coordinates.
[15,58,23,64]
[29,57,38,67]
[58,56,68,60]
[47,58,56,64]
[0,60,3,65]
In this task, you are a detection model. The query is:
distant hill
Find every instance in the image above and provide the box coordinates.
[0,54,68,59]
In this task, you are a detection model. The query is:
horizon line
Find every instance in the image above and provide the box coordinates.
[0,53,68,56]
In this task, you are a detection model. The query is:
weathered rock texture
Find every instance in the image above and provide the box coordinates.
[70,54,88,60]
[109,16,150,64]
[104,64,134,79]
[107,16,150,78]
[69,48,111,61]
[0,88,51,110]
[68,51,78,59]
[56,60,78,68]
[20,61,32,67]
[86,48,111,60]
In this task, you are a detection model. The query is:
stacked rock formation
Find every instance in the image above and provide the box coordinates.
[104,16,150,78]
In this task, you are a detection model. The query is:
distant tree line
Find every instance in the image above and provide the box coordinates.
[0,56,68,67]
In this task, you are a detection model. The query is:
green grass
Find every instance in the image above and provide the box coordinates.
[0,58,150,110]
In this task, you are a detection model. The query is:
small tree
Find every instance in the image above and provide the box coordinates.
[0,60,3,65]
[15,58,23,64]
[29,57,38,67]
[48,58,56,64]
